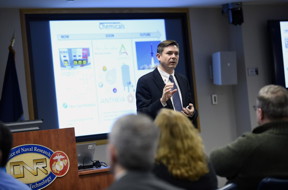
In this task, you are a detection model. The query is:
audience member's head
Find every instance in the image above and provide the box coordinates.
[108,114,159,172]
[0,123,13,167]
[255,84,288,124]
[154,108,208,180]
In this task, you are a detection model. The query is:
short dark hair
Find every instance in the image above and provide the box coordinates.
[0,123,13,167]
[157,40,179,54]
[257,84,288,119]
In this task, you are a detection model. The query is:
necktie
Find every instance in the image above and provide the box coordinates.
[169,75,182,111]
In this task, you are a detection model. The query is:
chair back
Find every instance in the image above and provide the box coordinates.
[217,183,237,190]
[258,177,288,190]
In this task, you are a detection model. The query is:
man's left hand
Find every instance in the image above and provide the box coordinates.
[182,103,195,117]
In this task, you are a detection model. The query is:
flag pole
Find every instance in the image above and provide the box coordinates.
[10,34,15,48]
[0,32,24,122]
[9,34,15,54]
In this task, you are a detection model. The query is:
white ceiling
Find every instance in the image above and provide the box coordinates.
[0,0,287,9]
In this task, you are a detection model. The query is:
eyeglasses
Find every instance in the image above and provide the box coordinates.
[253,105,259,111]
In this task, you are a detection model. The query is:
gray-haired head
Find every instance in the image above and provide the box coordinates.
[109,114,159,171]
[256,84,288,120]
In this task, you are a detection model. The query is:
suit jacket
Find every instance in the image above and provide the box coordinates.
[136,68,197,125]
[106,171,183,190]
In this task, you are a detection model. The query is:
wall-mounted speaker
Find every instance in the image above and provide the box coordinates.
[222,2,244,25]
[212,51,237,85]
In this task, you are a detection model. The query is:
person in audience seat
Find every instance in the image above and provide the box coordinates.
[153,108,218,190]
[0,123,31,190]
[210,84,288,190]
[106,113,183,190]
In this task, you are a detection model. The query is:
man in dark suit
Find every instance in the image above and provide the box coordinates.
[136,40,197,125]
[106,114,183,190]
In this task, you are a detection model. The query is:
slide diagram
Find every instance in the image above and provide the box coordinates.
[49,19,166,137]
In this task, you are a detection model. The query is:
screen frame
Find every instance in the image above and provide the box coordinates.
[20,8,197,142]
[268,20,288,88]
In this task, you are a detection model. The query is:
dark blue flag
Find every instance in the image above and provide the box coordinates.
[0,46,23,122]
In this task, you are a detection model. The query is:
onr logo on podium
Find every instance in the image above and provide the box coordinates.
[6,144,70,190]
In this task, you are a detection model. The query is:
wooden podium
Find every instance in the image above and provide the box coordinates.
[10,128,79,189]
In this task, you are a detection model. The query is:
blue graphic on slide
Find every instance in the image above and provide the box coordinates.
[121,64,133,92]
[59,48,91,68]
[136,41,160,70]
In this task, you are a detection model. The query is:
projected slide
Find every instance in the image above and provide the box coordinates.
[49,20,166,137]
[280,21,288,88]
